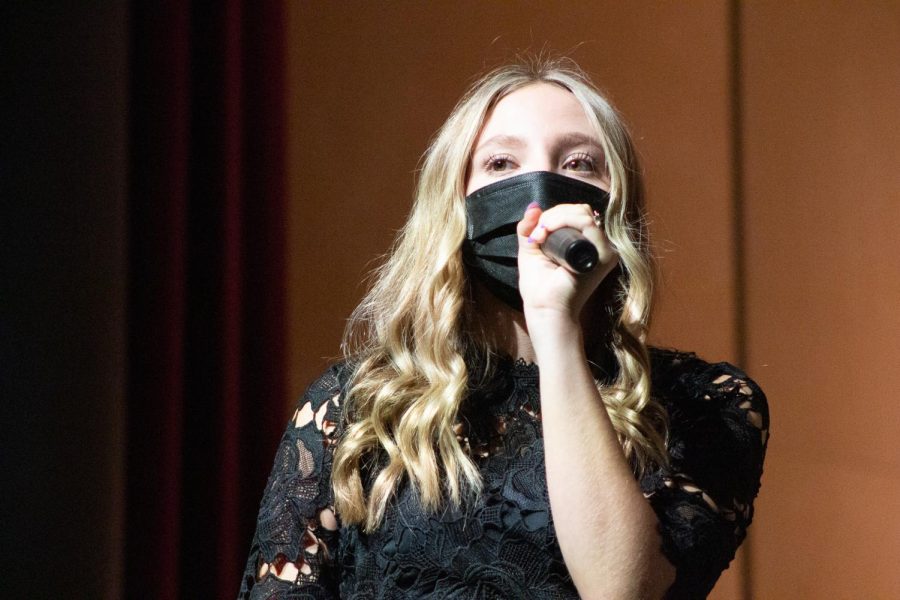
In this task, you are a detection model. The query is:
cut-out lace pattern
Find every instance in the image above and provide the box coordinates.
[238,349,769,599]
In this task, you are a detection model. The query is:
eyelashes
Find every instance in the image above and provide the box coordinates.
[482,153,515,172]
[481,152,600,174]
[562,152,597,172]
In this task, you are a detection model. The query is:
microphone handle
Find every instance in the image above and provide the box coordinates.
[541,227,599,273]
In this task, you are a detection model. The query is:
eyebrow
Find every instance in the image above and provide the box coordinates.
[554,132,603,150]
[472,132,603,156]
[472,134,526,155]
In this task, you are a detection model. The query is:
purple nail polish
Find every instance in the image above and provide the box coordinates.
[527,201,540,210]
[526,236,534,244]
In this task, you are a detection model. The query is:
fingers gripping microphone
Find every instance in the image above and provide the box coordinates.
[463,172,611,308]
[542,227,599,273]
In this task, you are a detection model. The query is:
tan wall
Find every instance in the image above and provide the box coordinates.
[285,2,900,597]
[742,2,900,597]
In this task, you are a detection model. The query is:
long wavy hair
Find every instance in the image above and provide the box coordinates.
[332,57,668,532]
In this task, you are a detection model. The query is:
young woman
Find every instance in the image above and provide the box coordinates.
[239,58,769,600]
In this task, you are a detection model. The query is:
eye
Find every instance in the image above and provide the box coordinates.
[562,152,597,172]
[484,154,516,172]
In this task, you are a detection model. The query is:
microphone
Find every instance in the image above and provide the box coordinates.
[541,227,598,273]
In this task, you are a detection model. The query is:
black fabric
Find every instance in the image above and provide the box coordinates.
[238,348,769,599]
[462,171,610,310]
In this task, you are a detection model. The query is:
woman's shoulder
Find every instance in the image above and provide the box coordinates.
[240,364,348,598]
[287,361,355,447]
[642,347,770,597]
[646,345,770,501]
[648,346,768,416]
[299,360,353,409]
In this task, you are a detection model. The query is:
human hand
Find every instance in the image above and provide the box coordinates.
[516,202,619,324]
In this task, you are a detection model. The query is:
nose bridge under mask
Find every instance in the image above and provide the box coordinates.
[465,171,609,239]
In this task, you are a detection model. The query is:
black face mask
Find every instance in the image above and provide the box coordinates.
[462,171,610,311]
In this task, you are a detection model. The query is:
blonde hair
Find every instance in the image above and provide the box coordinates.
[332,57,668,531]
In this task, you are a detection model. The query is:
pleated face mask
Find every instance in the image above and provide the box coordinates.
[462,171,610,311]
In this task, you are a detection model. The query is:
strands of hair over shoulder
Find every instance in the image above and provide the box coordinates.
[332,56,669,532]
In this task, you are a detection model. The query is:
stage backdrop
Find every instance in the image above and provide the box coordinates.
[285,2,900,599]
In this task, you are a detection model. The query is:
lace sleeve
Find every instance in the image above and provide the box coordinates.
[238,364,346,599]
[643,350,770,599]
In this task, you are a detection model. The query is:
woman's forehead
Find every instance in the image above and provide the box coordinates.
[475,83,595,146]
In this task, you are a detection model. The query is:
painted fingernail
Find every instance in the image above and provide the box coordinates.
[526,236,534,244]
[538,223,547,229]
[526,201,540,210]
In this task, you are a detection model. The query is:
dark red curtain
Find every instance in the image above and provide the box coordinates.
[126,2,287,597]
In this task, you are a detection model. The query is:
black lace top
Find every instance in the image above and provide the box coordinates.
[238,348,769,599]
